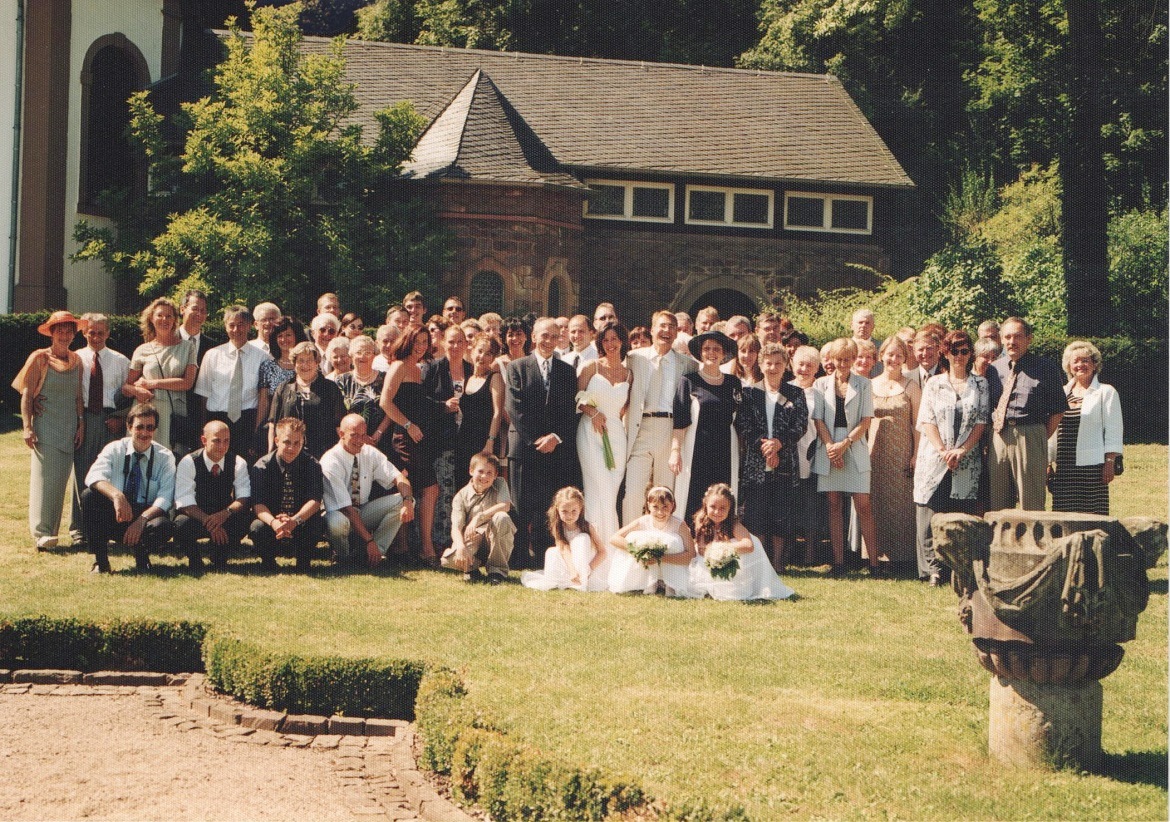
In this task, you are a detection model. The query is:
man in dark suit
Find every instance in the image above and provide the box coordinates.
[505,317,578,569]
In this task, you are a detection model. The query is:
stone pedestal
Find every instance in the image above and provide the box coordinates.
[988,676,1102,771]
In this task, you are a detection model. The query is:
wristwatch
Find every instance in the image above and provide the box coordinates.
[402,496,415,504]
[292,514,303,525]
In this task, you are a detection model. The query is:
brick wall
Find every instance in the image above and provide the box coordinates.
[435,183,584,316]
[579,226,891,325]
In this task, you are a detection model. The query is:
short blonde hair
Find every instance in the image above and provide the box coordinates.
[877,335,909,362]
[1062,340,1103,378]
[822,337,858,362]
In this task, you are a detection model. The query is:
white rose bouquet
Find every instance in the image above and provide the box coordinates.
[704,540,741,580]
[625,534,668,567]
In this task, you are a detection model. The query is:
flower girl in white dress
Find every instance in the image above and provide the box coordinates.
[690,483,796,601]
[608,486,696,596]
[521,487,609,591]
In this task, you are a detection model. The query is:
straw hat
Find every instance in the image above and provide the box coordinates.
[37,310,88,336]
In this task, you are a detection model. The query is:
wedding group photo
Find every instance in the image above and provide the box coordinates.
[0,0,1165,819]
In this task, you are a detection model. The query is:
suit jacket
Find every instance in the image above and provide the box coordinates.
[810,374,874,476]
[625,346,697,445]
[505,354,578,460]
[735,383,808,484]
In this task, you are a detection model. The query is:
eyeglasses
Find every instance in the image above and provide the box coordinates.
[131,423,157,432]
[950,347,972,356]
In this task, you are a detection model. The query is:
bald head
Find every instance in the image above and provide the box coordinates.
[338,413,369,455]
[201,420,231,462]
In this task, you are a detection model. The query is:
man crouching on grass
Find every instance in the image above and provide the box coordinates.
[443,452,515,584]
[81,402,175,573]
[320,414,414,569]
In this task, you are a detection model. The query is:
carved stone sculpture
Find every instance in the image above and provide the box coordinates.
[933,510,1166,770]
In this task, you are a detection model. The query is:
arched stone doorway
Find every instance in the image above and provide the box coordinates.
[688,288,758,322]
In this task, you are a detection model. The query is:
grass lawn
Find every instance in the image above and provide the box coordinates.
[1,430,1165,820]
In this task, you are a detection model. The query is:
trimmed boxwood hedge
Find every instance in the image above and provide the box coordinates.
[416,667,657,821]
[202,630,425,719]
[0,616,205,672]
[1,615,743,819]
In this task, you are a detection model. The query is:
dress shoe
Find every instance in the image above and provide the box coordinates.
[487,572,506,586]
[90,561,111,574]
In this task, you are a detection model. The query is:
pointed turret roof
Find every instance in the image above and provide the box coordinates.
[401,69,584,189]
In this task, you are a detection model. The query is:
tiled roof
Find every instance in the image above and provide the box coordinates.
[400,69,585,189]
[299,38,914,189]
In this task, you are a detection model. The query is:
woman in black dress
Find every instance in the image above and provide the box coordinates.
[669,330,742,525]
[455,332,506,482]
[379,325,439,565]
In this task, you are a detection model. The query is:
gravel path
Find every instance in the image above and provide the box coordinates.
[0,691,357,821]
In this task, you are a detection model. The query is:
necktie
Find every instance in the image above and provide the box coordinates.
[88,353,104,414]
[992,362,1018,433]
[540,358,550,391]
[349,456,362,506]
[125,453,144,505]
[211,463,221,477]
[280,463,298,514]
[227,349,244,423]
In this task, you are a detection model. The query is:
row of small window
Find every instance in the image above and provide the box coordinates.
[584,180,872,234]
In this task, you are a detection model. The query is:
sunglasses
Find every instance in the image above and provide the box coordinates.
[950,347,972,356]
[131,423,157,432]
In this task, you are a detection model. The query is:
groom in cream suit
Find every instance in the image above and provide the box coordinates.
[623,310,697,525]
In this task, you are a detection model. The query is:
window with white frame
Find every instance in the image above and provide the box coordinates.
[783,192,873,234]
[684,185,773,228]
[584,180,674,222]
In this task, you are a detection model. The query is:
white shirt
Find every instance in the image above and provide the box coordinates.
[650,350,678,413]
[175,451,251,510]
[577,343,599,368]
[85,438,176,512]
[77,346,131,410]
[319,442,402,512]
[372,355,390,373]
[194,341,269,413]
[248,338,271,356]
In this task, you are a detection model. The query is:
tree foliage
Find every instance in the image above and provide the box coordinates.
[910,241,1019,332]
[74,2,450,316]
[353,0,759,66]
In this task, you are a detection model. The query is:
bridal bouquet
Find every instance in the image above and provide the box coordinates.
[575,390,615,469]
[705,541,741,580]
[625,534,668,568]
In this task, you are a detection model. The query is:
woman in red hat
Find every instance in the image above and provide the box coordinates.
[13,311,87,551]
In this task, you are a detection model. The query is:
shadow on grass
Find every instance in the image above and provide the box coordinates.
[1149,578,1167,596]
[1100,749,1168,789]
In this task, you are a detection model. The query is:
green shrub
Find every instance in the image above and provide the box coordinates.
[0,616,205,672]
[415,666,477,772]
[202,630,424,718]
[1109,206,1168,338]
[771,271,917,345]
[910,239,1019,332]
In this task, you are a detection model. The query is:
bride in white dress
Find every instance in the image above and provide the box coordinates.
[521,487,609,591]
[575,323,630,546]
[608,486,696,596]
[689,483,796,601]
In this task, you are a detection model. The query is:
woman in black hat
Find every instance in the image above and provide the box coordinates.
[669,330,742,525]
